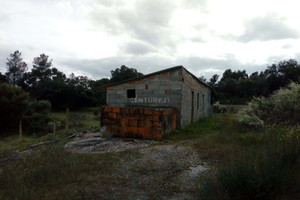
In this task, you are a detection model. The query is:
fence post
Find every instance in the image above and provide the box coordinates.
[99,108,101,132]
[53,122,56,134]
[66,108,69,134]
[19,120,23,144]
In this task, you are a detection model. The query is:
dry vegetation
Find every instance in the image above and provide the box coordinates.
[0,113,299,200]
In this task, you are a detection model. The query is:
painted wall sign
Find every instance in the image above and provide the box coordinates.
[128,97,170,104]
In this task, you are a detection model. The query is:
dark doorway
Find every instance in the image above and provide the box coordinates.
[191,91,194,122]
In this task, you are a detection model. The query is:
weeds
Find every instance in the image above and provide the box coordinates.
[197,138,300,200]
[0,146,133,200]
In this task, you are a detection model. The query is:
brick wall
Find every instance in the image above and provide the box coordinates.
[101,106,177,139]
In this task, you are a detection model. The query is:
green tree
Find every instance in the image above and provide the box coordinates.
[110,65,143,83]
[198,75,207,83]
[0,83,29,135]
[5,50,28,86]
[208,74,219,87]
[0,72,8,83]
[27,53,53,87]
[89,78,111,105]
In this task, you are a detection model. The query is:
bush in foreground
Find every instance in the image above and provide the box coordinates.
[197,138,300,200]
[237,82,300,128]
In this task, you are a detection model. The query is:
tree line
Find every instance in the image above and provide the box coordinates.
[1,50,300,109]
[205,59,300,104]
[0,51,143,110]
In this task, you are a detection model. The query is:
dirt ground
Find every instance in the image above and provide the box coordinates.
[64,132,158,153]
[63,132,208,200]
[0,132,209,200]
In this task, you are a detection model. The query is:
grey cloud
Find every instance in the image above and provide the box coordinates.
[0,46,15,73]
[179,0,208,12]
[59,54,263,81]
[176,54,264,79]
[293,53,300,62]
[59,55,175,80]
[0,12,10,22]
[266,55,288,64]
[90,0,178,52]
[238,14,299,42]
[0,51,8,73]
[282,44,292,49]
[121,41,156,55]
[267,54,300,65]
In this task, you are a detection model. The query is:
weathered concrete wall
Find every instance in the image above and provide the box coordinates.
[106,68,183,110]
[180,69,212,128]
[101,106,177,139]
[105,66,211,129]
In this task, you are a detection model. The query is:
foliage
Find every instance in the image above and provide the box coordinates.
[21,100,52,135]
[26,100,51,115]
[89,78,111,105]
[0,147,93,199]
[23,114,52,135]
[0,83,29,135]
[0,72,8,83]
[212,59,300,104]
[3,50,300,110]
[197,138,300,200]
[198,75,207,83]
[5,50,28,86]
[236,106,264,128]
[237,82,300,127]
[0,145,133,200]
[110,65,143,83]
[69,112,87,127]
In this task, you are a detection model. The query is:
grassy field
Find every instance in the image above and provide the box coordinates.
[0,108,100,159]
[0,113,299,200]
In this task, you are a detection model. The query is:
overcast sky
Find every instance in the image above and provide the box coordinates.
[1,0,300,80]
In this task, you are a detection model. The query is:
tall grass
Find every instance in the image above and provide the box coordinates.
[0,146,97,200]
[197,138,300,200]
[0,145,137,200]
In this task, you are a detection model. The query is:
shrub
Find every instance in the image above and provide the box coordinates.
[236,106,264,128]
[70,112,87,127]
[197,138,300,200]
[23,114,52,135]
[0,83,29,135]
[237,82,300,127]
[22,100,52,135]
[213,101,227,113]
[26,100,51,116]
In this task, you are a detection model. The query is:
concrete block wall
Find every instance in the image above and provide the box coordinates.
[105,66,212,130]
[180,69,212,128]
[106,68,183,110]
[101,106,177,139]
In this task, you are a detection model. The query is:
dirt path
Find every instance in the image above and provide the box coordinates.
[1,133,208,200]
[64,133,208,199]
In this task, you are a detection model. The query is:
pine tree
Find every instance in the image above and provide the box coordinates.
[5,50,28,85]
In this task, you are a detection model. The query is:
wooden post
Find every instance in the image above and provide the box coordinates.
[99,109,101,132]
[66,108,69,134]
[53,122,56,135]
[19,120,23,144]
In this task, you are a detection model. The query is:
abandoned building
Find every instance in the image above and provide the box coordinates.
[101,66,212,139]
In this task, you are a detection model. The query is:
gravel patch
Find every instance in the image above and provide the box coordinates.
[64,132,158,153]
